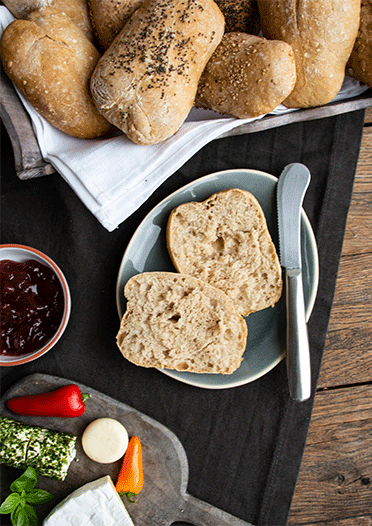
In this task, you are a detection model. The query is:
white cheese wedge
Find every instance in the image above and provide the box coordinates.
[43,476,134,526]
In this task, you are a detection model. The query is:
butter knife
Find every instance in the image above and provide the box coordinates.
[277,163,311,402]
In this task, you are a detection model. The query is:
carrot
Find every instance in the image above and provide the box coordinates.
[115,436,143,503]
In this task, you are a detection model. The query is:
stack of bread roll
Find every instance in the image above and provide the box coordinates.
[0,0,369,145]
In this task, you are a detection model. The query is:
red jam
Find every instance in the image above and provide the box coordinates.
[0,259,65,356]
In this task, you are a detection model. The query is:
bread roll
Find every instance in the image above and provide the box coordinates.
[2,0,95,42]
[0,7,111,138]
[346,0,372,88]
[88,0,145,50]
[117,272,247,374]
[214,0,260,33]
[166,189,283,316]
[257,0,360,108]
[90,0,225,145]
[195,33,296,118]
[50,0,95,42]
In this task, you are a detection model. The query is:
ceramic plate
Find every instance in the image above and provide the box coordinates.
[116,169,319,389]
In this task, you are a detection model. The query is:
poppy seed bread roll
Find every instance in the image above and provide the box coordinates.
[90,0,225,145]
[116,272,247,374]
[257,0,360,108]
[166,189,283,316]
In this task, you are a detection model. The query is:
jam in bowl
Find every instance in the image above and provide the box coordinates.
[0,245,71,366]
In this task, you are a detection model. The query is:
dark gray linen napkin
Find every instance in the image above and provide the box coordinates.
[0,109,365,525]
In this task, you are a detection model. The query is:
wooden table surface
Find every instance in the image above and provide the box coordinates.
[287,107,372,525]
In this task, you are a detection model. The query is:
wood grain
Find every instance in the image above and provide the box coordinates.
[365,107,372,124]
[288,109,372,525]
[319,122,372,388]
[297,520,372,526]
[288,386,372,525]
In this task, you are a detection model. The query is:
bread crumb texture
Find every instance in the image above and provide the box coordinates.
[117,272,247,374]
[166,189,283,316]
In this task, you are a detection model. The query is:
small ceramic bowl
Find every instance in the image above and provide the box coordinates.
[0,244,71,366]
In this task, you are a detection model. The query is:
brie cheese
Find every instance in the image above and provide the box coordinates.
[43,476,135,525]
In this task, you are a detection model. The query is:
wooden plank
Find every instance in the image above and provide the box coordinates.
[352,127,372,187]
[342,186,372,256]
[288,108,372,525]
[287,385,372,525]
[318,119,372,388]
[291,515,372,525]
[365,107,372,124]
[317,251,372,388]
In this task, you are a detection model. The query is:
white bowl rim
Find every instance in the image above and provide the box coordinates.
[0,244,71,366]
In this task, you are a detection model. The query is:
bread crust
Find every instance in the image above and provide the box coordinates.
[90,0,225,145]
[166,188,283,316]
[257,0,360,108]
[346,0,372,88]
[0,7,111,138]
[117,272,248,374]
[88,0,145,50]
[2,0,95,42]
[195,33,296,118]
[49,0,95,42]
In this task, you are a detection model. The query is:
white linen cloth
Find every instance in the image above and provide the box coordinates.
[0,7,368,231]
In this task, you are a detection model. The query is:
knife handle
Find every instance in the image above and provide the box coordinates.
[285,268,311,402]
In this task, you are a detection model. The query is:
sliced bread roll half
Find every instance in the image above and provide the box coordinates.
[166,189,283,316]
[116,272,247,374]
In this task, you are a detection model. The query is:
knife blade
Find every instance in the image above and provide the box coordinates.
[277,163,311,402]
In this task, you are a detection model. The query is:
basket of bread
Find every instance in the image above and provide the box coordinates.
[0,0,371,147]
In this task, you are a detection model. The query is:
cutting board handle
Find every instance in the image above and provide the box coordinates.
[178,493,254,526]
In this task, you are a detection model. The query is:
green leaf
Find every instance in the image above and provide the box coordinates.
[26,489,54,505]
[0,493,22,514]
[23,504,39,526]
[10,467,38,494]
[11,504,29,526]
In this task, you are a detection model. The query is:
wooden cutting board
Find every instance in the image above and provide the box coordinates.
[0,374,252,526]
